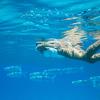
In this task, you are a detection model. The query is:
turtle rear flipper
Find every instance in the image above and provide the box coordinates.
[86,40,100,59]
[89,53,100,63]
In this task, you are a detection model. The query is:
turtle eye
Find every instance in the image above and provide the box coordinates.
[50,42,54,44]
[49,41,54,44]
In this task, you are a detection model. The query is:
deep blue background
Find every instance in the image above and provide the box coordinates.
[0,0,100,100]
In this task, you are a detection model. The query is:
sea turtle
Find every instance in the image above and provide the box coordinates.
[36,27,100,63]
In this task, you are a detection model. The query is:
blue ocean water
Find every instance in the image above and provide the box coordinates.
[0,0,100,100]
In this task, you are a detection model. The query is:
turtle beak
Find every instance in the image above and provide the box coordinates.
[36,41,46,47]
[36,41,47,53]
[36,41,44,46]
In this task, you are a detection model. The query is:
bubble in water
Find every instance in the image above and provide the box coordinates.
[4,65,22,78]
[72,76,100,88]
[29,67,84,81]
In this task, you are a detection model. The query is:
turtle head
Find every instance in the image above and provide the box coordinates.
[36,39,61,53]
